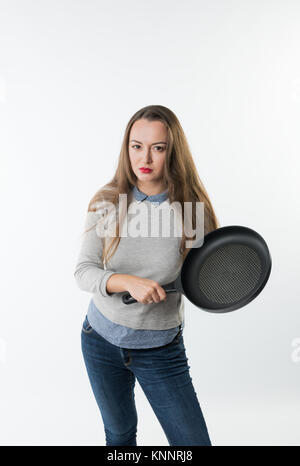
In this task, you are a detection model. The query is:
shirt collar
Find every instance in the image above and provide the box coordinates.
[132,185,168,204]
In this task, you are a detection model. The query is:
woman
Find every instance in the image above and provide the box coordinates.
[74,105,220,446]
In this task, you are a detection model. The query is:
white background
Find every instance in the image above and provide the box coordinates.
[0,0,299,446]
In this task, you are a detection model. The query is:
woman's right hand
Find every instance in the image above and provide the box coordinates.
[125,275,167,304]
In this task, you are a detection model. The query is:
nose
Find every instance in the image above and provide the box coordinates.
[141,148,152,164]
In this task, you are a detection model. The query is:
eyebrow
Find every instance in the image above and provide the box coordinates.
[130,139,167,145]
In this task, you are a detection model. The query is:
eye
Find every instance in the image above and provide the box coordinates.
[131,145,165,151]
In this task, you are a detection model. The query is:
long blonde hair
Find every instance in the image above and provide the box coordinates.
[86,105,220,267]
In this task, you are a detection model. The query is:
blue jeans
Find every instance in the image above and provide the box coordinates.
[81,315,212,446]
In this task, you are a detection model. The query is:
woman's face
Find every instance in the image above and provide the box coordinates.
[128,118,168,187]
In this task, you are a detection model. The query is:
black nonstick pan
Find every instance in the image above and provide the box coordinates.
[121,225,272,313]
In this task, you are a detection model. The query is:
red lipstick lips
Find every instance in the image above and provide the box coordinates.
[139,167,153,173]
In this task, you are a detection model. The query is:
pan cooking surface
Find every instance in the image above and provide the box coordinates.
[198,244,262,304]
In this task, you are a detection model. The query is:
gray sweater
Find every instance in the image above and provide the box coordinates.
[74,190,185,330]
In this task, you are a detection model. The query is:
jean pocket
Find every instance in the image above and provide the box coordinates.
[82,316,93,334]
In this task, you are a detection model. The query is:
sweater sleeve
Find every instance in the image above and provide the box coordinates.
[74,210,117,297]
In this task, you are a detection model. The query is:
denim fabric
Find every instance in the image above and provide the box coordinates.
[81,315,212,446]
[87,298,183,349]
[132,185,168,203]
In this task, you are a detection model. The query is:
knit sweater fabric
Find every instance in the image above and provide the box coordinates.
[74,185,185,347]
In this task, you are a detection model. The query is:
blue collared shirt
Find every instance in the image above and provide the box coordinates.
[132,185,169,204]
[86,185,184,349]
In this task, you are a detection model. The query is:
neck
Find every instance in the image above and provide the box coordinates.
[136,181,167,197]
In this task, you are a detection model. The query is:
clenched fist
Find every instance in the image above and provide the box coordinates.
[125,276,167,304]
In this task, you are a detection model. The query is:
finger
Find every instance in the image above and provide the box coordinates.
[144,295,153,304]
[151,288,161,303]
[157,287,167,302]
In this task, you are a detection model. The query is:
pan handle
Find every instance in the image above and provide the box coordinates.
[122,281,177,305]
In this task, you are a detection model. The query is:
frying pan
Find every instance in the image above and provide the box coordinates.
[121,225,272,313]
